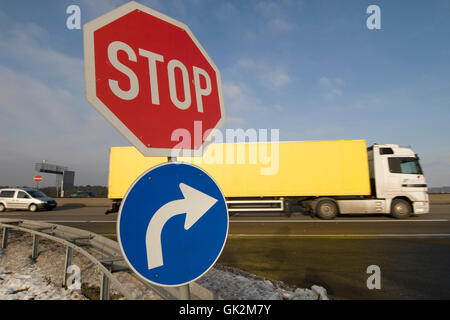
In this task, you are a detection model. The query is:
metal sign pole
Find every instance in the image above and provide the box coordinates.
[167,155,191,299]
[60,174,64,198]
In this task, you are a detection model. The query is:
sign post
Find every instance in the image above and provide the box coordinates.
[33,175,43,189]
[84,1,228,297]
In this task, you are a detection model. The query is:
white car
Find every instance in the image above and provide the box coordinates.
[0,188,57,212]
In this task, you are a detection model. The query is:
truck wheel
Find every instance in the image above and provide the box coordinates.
[29,204,39,212]
[391,199,411,219]
[0,203,5,212]
[316,199,338,220]
[284,199,293,217]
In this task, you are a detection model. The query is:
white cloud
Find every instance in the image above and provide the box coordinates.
[256,1,283,17]
[226,117,248,128]
[306,125,345,138]
[319,77,345,87]
[78,0,186,21]
[222,81,258,111]
[0,21,129,187]
[265,71,291,88]
[0,65,126,180]
[319,76,345,99]
[269,18,295,32]
[334,78,345,86]
[0,23,84,92]
[319,77,331,86]
[0,66,78,131]
[221,58,291,128]
[232,58,291,89]
[78,0,127,18]
[255,0,296,34]
[222,80,281,123]
[327,89,343,98]
[216,2,240,22]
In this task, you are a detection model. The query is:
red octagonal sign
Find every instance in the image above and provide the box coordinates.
[84,1,225,156]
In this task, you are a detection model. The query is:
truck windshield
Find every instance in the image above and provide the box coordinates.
[27,190,47,198]
[388,157,423,174]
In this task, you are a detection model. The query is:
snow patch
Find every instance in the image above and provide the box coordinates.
[0,264,85,300]
[0,231,329,300]
[198,265,329,300]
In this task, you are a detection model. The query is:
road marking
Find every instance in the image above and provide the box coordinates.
[228,233,450,238]
[0,219,116,223]
[230,219,448,223]
[7,218,449,224]
[92,233,450,239]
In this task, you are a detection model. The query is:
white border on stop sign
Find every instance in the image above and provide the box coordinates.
[83,1,225,157]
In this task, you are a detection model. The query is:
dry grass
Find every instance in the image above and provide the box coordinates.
[429,193,450,204]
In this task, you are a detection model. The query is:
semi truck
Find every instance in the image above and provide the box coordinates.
[106,140,429,219]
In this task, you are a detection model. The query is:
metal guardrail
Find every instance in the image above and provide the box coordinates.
[0,218,221,300]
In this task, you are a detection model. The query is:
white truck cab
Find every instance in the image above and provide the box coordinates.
[368,143,429,216]
[331,144,429,219]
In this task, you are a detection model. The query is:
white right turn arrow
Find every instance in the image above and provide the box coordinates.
[145,183,218,270]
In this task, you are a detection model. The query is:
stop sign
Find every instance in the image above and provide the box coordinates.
[84,1,225,157]
[34,175,43,183]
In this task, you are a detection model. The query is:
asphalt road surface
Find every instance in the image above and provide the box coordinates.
[1,203,450,299]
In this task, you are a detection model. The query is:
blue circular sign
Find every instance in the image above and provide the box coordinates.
[117,162,229,287]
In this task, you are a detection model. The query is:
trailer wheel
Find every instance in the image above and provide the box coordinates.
[391,199,411,219]
[284,199,293,217]
[316,199,338,220]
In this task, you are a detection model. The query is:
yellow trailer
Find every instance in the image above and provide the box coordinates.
[107,140,371,217]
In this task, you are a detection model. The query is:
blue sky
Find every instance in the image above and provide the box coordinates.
[0,0,449,187]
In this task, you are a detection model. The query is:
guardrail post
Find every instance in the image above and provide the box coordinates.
[100,272,110,300]
[63,246,73,287]
[1,227,8,249]
[179,284,191,300]
[31,235,39,259]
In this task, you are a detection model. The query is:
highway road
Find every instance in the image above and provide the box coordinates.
[1,203,450,299]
